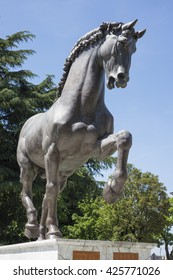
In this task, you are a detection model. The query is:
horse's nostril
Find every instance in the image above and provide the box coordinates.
[117,73,125,80]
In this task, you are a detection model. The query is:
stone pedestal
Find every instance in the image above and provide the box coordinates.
[0,239,156,260]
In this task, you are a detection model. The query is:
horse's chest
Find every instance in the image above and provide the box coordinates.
[58,121,99,158]
[58,121,100,172]
[72,122,98,142]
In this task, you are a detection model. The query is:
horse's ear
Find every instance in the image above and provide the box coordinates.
[134,29,146,39]
[122,19,138,30]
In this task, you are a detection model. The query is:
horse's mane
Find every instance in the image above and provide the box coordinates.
[56,22,123,97]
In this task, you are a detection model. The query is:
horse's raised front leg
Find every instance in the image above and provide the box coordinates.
[20,159,39,239]
[94,130,132,203]
[43,143,63,239]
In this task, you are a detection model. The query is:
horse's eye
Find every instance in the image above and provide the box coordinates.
[117,40,127,49]
[119,41,125,46]
[122,30,130,35]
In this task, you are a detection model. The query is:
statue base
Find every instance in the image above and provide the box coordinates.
[0,239,156,260]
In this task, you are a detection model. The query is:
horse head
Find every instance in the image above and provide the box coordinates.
[98,19,146,89]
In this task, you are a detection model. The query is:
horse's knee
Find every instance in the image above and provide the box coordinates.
[20,190,28,202]
[46,182,59,196]
[117,130,132,150]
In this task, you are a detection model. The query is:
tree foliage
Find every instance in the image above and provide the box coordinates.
[66,165,171,244]
[158,197,173,259]
[0,31,56,188]
[0,31,57,244]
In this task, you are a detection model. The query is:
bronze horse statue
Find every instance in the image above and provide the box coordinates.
[17,20,145,240]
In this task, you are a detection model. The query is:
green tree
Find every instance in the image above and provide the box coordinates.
[158,197,173,259]
[66,164,170,244]
[0,31,56,244]
[0,31,56,186]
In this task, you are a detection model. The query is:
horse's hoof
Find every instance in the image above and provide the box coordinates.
[25,223,39,239]
[46,230,63,240]
[37,235,46,241]
[103,185,123,204]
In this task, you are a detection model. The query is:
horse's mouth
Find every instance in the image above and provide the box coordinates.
[107,76,128,89]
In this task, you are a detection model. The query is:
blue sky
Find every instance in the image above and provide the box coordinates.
[1,0,173,194]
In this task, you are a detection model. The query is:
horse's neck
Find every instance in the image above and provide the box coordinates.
[59,45,105,117]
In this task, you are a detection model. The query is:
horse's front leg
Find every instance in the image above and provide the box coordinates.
[94,130,132,203]
[38,177,67,240]
[44,143,63,239]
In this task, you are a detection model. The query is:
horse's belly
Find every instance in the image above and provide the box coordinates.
[59,152,90,172]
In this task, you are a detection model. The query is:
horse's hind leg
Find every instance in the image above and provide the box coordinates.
[20,158,39,239]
